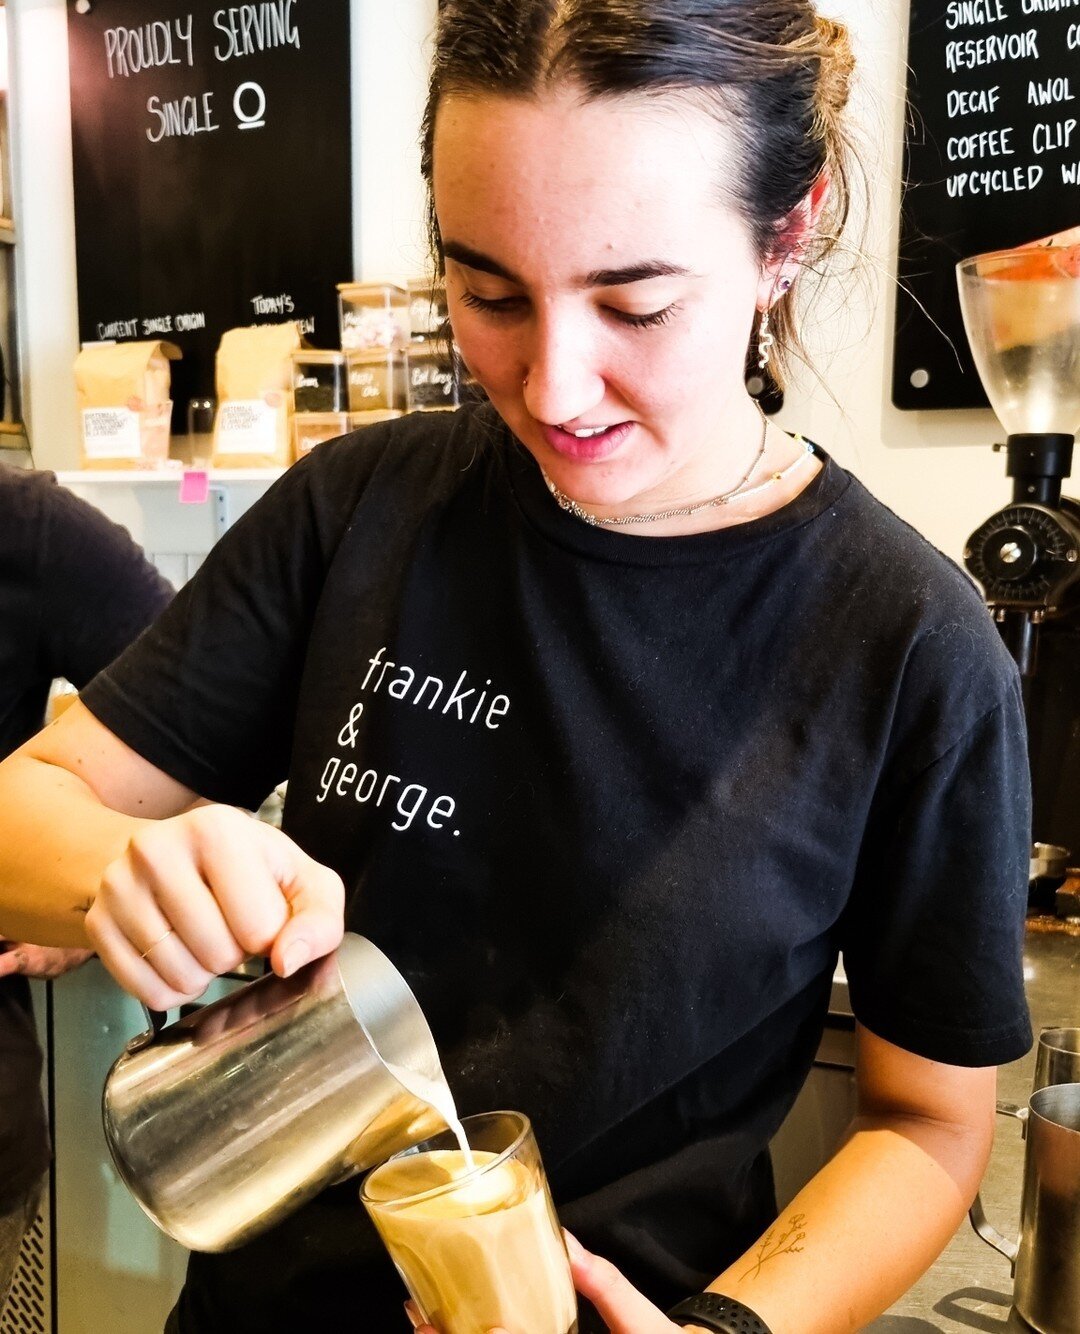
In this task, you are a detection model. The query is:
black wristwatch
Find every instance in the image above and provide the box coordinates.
[667,1293,773,1334]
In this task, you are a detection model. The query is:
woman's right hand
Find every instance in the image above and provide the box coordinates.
[84,803,345,1009]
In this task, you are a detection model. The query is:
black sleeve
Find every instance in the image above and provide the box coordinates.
[38,483,174,687]
[79,437,375,809]
[840,677,1033,1068]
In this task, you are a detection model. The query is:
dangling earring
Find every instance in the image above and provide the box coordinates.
[757,306,774,370]
[757,275,793,369]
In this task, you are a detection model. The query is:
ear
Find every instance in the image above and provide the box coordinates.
[755,167,833,310]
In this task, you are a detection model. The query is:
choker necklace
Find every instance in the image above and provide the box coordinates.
[542,409,815,530]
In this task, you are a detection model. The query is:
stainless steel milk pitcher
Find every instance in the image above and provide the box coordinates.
[1032,1026,1080,1090]
[103,934,449,1252]
[973,1082,1080,1334]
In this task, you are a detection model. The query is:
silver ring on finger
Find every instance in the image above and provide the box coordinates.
[139,928,175,960]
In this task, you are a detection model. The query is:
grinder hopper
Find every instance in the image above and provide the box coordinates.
[957,243,1080,442]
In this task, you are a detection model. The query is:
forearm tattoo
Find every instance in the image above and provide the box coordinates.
[742,1213,807,1281]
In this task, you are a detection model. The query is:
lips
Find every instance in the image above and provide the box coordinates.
[539,421,634,461]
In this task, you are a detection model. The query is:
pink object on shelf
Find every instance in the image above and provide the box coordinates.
[179,469,210,505]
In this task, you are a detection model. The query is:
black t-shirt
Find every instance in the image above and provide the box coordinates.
[82,406,1032,1331]
[0,464,173,1212]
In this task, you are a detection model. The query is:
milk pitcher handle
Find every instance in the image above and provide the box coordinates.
[125,1007,178,1055]
[994,1100,1029,1125]
[968,1100,1028,1268]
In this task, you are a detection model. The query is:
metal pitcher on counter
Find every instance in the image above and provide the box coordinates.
[972,1029,1080,1334]
[103,933,450,1252]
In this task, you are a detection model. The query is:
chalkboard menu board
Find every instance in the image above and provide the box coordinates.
[67,1,353,432]
[894,1,1080,411]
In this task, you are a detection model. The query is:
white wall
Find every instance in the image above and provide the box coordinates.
[8,0,1018,560]
[8,0,79,472]
[352,0,436,283]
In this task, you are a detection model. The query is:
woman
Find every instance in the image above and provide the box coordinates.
[0,3,1031,1332]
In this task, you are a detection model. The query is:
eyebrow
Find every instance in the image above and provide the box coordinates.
[442,241,694,288]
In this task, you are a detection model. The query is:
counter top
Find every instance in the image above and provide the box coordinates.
[867,924,1079,1332]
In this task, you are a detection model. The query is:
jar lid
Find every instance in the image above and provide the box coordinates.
[336,283,409,301]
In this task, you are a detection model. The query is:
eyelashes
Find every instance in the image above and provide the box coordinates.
[458,290,680,330]
[459,291,522,317]
[620,305,678,330]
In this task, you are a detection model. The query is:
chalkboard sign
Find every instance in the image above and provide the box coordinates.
[894,1,1080,411]
[67,1,353,432]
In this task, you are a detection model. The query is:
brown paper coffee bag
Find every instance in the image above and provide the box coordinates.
[75,341,180,470]
[212,323,302,469]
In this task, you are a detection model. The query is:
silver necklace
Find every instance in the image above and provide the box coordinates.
[543,410,814,530]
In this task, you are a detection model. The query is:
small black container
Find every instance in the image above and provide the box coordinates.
[292,351,348,414]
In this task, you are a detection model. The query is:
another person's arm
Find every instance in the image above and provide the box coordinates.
[0,939,93,980]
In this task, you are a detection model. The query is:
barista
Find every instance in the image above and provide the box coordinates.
[0,3,1031,1332]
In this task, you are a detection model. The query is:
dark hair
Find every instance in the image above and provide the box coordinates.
[422,0,857,385]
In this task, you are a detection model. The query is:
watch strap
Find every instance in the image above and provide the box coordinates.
[667,1292,773,1334]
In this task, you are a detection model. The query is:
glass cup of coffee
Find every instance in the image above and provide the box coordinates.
[361,1110,578,1334]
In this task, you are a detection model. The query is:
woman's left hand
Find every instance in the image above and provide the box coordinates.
[407,1231,689,1333]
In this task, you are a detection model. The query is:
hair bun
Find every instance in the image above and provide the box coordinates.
[814,14,855,119]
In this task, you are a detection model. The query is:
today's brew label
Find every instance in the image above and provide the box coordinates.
[214,399,280,455]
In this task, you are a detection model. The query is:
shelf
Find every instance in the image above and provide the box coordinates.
[55,466,285,485]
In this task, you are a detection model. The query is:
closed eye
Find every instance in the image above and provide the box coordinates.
[616,304,680,329]
[459,290,526,318]
[459,289,680,330]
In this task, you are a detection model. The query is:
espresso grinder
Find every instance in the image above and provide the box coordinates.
[958,243,1080,906]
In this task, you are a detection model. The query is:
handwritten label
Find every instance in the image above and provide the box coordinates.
[407,357,458,411]
[103,8,299,139]
[894,0,1080,409]
[938,7,1080,203]
[213,4,301,62]
[105,19,195,77]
